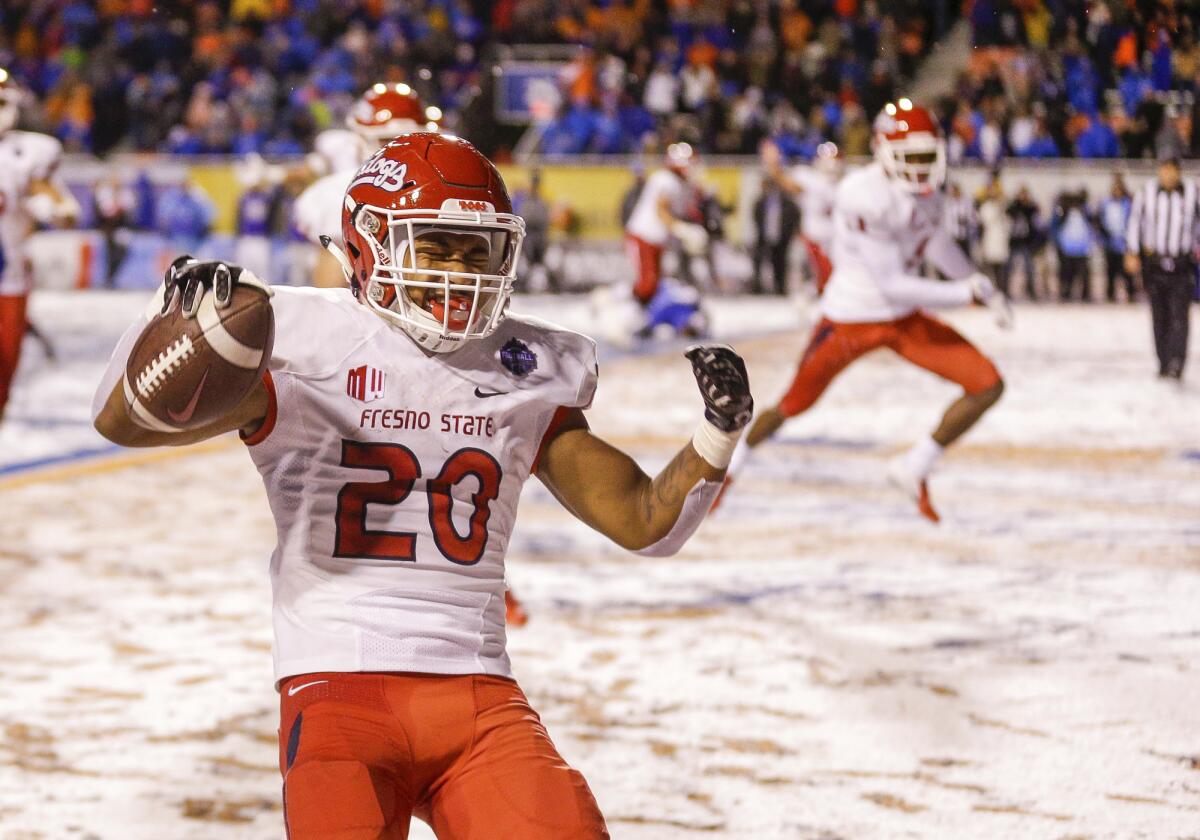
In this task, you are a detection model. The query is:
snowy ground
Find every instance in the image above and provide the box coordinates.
[2,290,1199,840]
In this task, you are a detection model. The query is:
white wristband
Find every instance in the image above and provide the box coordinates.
[691,420,743,469]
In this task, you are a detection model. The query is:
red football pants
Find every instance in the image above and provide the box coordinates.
[777,311,1001,417]
[278,672,609,840]
[625,234,662,304]
[0,294,28,420]
[802,237,833,294]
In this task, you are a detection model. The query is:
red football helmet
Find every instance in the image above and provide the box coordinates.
[0,68,21,135]
[341,133,525,354]
[873,99,946,193]
[347,83,442,147]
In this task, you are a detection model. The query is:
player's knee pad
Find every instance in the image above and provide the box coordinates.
[284,760,398,839]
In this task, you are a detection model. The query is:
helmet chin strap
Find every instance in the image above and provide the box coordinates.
[319,235,356,286]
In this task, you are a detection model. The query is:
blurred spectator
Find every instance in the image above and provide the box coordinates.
[1075,112,1121,158]
[1052,188,1095,302]
[92,175,135,288]
[944,182,977,259]
[513,170,559,292]
[619,165,646,228]
[751,176,799,296]
[1098,173,1136,302]
[156,182,215,257]
[0,0,951,158]
[1006,185,1042,301]
[234,162,278,282]
[977,177,1011,297]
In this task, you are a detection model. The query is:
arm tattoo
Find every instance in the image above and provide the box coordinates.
[638,445,710,526]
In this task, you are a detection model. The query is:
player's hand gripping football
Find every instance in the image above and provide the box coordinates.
[160,255,272,317]
[685,344,753,433]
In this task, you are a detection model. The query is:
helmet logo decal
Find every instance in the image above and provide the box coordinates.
[350,157,411,193]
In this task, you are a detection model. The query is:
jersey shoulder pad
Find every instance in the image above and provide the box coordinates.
[294,169,353,244]
[268,286,383,377]
[836,167,892,228]
[12,130,63,179]
[442,313,598,410]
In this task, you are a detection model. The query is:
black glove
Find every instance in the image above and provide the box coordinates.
[684,344,753,432]
[161,256,270,318]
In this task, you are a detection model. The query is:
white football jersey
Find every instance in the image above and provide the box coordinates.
[245,287,598,683]
[0,130,63,295]
[294,167,354,247]
[625,168,687,245]
[822,163,974,323]
[789,165,837,248]
[309,129,369,178]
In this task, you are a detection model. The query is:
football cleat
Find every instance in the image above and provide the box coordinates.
[887,455,941,524]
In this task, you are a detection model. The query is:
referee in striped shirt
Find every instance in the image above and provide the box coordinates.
[1125,155,1198,380]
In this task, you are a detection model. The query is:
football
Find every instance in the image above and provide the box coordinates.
[124,285,274,432]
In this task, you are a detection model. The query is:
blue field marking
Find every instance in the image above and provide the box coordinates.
[0,443,123,477]
[4,414,97,429]
[551,580,813,614]
[1181,450,1200,461]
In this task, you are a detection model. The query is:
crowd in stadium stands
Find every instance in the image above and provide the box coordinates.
[0,0,952,160]
[955,1,1200,162]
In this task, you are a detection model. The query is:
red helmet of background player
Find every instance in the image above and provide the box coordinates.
[347,83,442,147]
[340,133,525,354]
[873,99,946,193]
[0,68,21,135]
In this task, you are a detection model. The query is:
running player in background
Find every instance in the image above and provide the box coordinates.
[761,139,842,295]
[624,142,710,307]
[93,135,752,838]
[0,67,79,424]
[293,83,441,288]
[720,100,1011,523]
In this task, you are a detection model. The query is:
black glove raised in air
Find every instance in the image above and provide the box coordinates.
[684,344,753,432]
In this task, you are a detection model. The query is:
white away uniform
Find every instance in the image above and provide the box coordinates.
[821,162,977,323]
[625,168,687,246]
[245,287,597,682]
[0,130,63,295]
[789,165,837,252]
[308,129,369,179]
[294,167,354,247]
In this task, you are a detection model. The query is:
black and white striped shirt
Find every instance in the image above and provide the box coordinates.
[1127,178,1200,257]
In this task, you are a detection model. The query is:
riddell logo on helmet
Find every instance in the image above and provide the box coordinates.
[350,157,410,193]
[441,198,495,213]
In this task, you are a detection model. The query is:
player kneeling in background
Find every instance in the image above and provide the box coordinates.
[718,101,1010,523]
[93,134,752,839]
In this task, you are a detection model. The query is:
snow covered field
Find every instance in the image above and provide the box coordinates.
[2,290,1198,839]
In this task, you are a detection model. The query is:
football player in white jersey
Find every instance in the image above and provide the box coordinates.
[624,142,710,306]
[92,133,753,839]
[763,139,842,294]
[720,100,1011,522]
[293,83,441,288]
[0,67,79,423]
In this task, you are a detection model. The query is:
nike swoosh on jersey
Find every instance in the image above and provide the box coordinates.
[167,366,210,423]
[286,679,329,697]
[474,387,508,398]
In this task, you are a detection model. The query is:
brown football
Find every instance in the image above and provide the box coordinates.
[124,285,274,432]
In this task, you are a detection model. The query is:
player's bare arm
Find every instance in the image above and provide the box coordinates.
[94,258,272,448]
[538,346,752,554]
